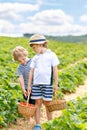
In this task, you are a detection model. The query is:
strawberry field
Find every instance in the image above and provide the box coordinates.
[42,94,87,130]
[0,36,87,129]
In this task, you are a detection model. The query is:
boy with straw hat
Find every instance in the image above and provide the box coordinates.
[28,34,60,130]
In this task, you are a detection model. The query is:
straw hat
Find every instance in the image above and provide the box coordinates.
[29,34,47,46]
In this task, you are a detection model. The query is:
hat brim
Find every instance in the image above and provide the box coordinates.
[29,41,47,44]
[29,40,48,45]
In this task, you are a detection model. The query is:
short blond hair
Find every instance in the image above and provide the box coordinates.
[12,46,28,61]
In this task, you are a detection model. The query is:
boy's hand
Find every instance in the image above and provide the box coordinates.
[23,89,28,97]
[28,86,31,94]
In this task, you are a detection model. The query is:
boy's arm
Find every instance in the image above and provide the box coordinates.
[28,68,34,94]
[18,75,27,96]
[53,66,58,94]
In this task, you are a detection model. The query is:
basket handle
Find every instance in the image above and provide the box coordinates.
[26,93,30,106]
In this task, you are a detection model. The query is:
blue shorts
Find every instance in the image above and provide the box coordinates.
[23,89,35,105]
[31,85,53,101]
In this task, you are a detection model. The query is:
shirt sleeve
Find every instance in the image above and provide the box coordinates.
[51,52,60,66]
[17,65,23,77]
[30,56,37,69]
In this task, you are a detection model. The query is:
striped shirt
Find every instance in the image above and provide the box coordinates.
[17,59,31,89]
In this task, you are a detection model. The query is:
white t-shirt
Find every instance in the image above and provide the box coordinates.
[30,49,60,85]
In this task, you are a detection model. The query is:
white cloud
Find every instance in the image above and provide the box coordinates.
[19,22,87,36]
[61,24,87,36]
[28,9,73,25]
[20,9,87,36]
[0,20,15,33]
[0,4,87,37]
[0,3,39,13]
[80,15,87,22]
[0,10,22,21]
[0,2,40,22]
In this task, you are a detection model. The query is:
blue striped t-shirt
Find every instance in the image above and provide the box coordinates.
[17,59,31,89]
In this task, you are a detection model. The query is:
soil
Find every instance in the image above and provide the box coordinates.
[3,79,87,130]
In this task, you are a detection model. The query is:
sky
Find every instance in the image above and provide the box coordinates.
[0,0,87,37]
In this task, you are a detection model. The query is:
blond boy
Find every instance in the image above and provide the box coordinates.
[13,46,35,105]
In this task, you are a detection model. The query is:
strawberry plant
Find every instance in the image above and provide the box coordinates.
[0,36,87,128]
[42,94,87,130]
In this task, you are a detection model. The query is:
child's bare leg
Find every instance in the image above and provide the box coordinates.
[35,99,42,124]
[44,101,52,120]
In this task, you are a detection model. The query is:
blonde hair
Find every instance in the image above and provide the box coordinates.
[12,46,28,61]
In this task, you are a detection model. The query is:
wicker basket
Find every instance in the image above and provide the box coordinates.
[18,94,36,119]
[46,98,66,112]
